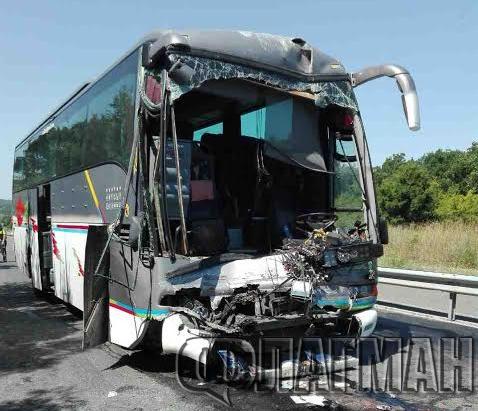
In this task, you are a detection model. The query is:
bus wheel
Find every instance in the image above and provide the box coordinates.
[33,287,44,298]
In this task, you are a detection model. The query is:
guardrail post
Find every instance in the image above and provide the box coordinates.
[448,292,457,321]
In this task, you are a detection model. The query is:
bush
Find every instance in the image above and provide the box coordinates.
[436,192,478,223]
[0,215,11,229]
[377,161,436,224]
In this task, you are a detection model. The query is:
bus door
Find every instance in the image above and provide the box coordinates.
[37,184,53,291]
[27,188,42,290]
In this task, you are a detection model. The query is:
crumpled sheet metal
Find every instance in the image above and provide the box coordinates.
[155,54,359,111]
[164,253,288,300]
[158,253,375,311]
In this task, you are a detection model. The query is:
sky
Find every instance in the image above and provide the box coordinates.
[0,0,477,199]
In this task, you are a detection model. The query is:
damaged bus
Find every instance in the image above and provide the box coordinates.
[12,30,420,367]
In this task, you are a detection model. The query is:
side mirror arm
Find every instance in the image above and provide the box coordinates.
[351,64,421,131]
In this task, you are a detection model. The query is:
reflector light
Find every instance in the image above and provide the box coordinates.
[344,113,354,127]
[146,76,161,103]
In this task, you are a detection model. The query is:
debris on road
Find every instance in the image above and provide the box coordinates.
[290,394,328,406]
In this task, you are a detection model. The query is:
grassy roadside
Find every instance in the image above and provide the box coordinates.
[379,222,478,275]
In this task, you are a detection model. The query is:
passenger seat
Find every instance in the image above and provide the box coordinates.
[187,142,227,255]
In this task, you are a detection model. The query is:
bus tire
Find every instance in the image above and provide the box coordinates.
[33,287,44,298]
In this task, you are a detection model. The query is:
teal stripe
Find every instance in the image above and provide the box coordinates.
[112,299,170,317]
[54,228,88,234]
[353,296,377,307]
[315,296,377,309]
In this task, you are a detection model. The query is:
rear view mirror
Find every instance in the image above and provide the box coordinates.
[351,64,421,131]
[169,60,196,85]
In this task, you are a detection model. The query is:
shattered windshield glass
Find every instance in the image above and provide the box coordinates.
[149,53,359,111]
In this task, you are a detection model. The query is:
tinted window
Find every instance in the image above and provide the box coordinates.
[13,50,138,192]
[193,122,223,141]
[83,56,137,167]
[13,142,27,191]
[240,99,293,144]
[240,95,324,172]
[241,108,265,139]
[54,94,88,177]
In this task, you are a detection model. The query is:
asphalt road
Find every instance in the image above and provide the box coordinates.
[1,240,477,410]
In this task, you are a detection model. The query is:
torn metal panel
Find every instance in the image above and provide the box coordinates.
[159,253,289,300]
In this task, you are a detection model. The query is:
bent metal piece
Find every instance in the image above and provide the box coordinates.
[161,314,213,364]
[169,98,189,255]
[351,64,421,131]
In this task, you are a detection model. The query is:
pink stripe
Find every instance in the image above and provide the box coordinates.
[99,207,107,224]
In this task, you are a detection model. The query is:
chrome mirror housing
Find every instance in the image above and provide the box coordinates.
[351,64,420,131]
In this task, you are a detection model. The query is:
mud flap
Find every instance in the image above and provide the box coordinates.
[83,226,110,349]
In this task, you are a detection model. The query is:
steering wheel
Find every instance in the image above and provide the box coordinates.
[295,212,338,231]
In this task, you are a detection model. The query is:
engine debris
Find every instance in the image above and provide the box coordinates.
[279,226,367,283]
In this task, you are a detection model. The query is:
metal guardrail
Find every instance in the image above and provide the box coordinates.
[377,267,478,321]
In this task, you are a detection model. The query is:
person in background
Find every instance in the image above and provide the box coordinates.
[0,224,7,262]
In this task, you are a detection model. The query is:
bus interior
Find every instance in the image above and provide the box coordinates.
[150,78,362,257]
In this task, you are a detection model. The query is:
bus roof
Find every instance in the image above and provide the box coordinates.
[141,29,347,78]
[16,29,348,150]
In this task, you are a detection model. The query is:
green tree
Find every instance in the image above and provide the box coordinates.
[463,142,478,194]
[374,153,406,187]
[377,161,436,224]
[420,149,469,194]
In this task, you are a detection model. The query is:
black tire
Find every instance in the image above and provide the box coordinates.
[33,287,44,298]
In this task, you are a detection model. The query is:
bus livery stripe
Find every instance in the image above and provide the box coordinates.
[54,225,89,234]
[109,299,169,318]
[84,169,107,223]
